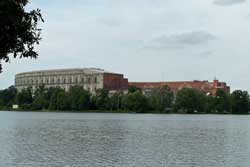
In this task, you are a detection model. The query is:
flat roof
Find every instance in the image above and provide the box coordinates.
[15,68,114,76]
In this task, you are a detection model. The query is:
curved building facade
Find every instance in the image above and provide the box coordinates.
[15,68,128,93]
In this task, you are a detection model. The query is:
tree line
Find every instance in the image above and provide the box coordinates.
[0,85,249,114]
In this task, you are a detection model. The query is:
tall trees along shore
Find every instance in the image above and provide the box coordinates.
[0,85,249,114]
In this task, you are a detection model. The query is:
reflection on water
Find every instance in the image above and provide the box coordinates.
[0,112,250,167]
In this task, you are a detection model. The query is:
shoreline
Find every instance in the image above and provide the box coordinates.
[1,110,249,115]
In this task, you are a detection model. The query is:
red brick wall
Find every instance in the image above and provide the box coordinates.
[122,78,128,90]
[103,73,128,91]
[129,80,230,95]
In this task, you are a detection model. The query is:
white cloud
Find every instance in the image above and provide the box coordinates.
[1,0,250,92]
[145,31,216,49]
[213,0,246,6]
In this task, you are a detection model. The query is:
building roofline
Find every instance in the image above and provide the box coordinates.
[129,80,210,84]
[15,68,120,76]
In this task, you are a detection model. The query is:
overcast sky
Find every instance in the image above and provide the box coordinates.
[1,0,250,91]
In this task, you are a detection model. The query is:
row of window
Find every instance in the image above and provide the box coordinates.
[16,76,98,86]
[19,85,98,92]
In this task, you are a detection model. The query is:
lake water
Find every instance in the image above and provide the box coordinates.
[0,112,250,167]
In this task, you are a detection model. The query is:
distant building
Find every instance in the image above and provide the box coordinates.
[15,68,230,96]
[12,104,19,109]
[15,68,128,93]
[129,79,230,96]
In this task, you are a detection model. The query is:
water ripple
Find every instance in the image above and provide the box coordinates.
[0,112,250,167]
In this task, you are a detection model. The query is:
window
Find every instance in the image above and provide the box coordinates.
[82,78,84,83]
[95,77,97,83]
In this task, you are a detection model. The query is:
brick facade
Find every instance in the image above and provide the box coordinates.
[129,80,230,96]
[103,73,128,91]
[15,68,229,96]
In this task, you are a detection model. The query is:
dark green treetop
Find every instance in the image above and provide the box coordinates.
[214,89,232,114]
[174,88,207,113]
[0,0,43,72]
[148,85,174,112]
[231,90,250,114]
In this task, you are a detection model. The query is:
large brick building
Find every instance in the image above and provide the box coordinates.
[15,68,230,96]
[15,68,128,93]
[129,79,230,96]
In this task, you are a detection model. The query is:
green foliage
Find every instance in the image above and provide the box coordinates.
[128,86,142,93]
[32,85,49,110]
[16,87,33,109]
[68,86,91,111]
[0,98,3,109]
[122,90,148,112]
[56,91,70,111]
[214,90,232,114]
[1,84,250,114]
[0,86,17,108]
[32,94,47,110]
[0,0,43,72]
[109,92,123,111]
[47,87,64,111]
[231,90,249,114]
[16,87,32,104]
[205,95,216,113]
[92,89,110,110]
[148,86,174,112]
[174,88,207,113]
